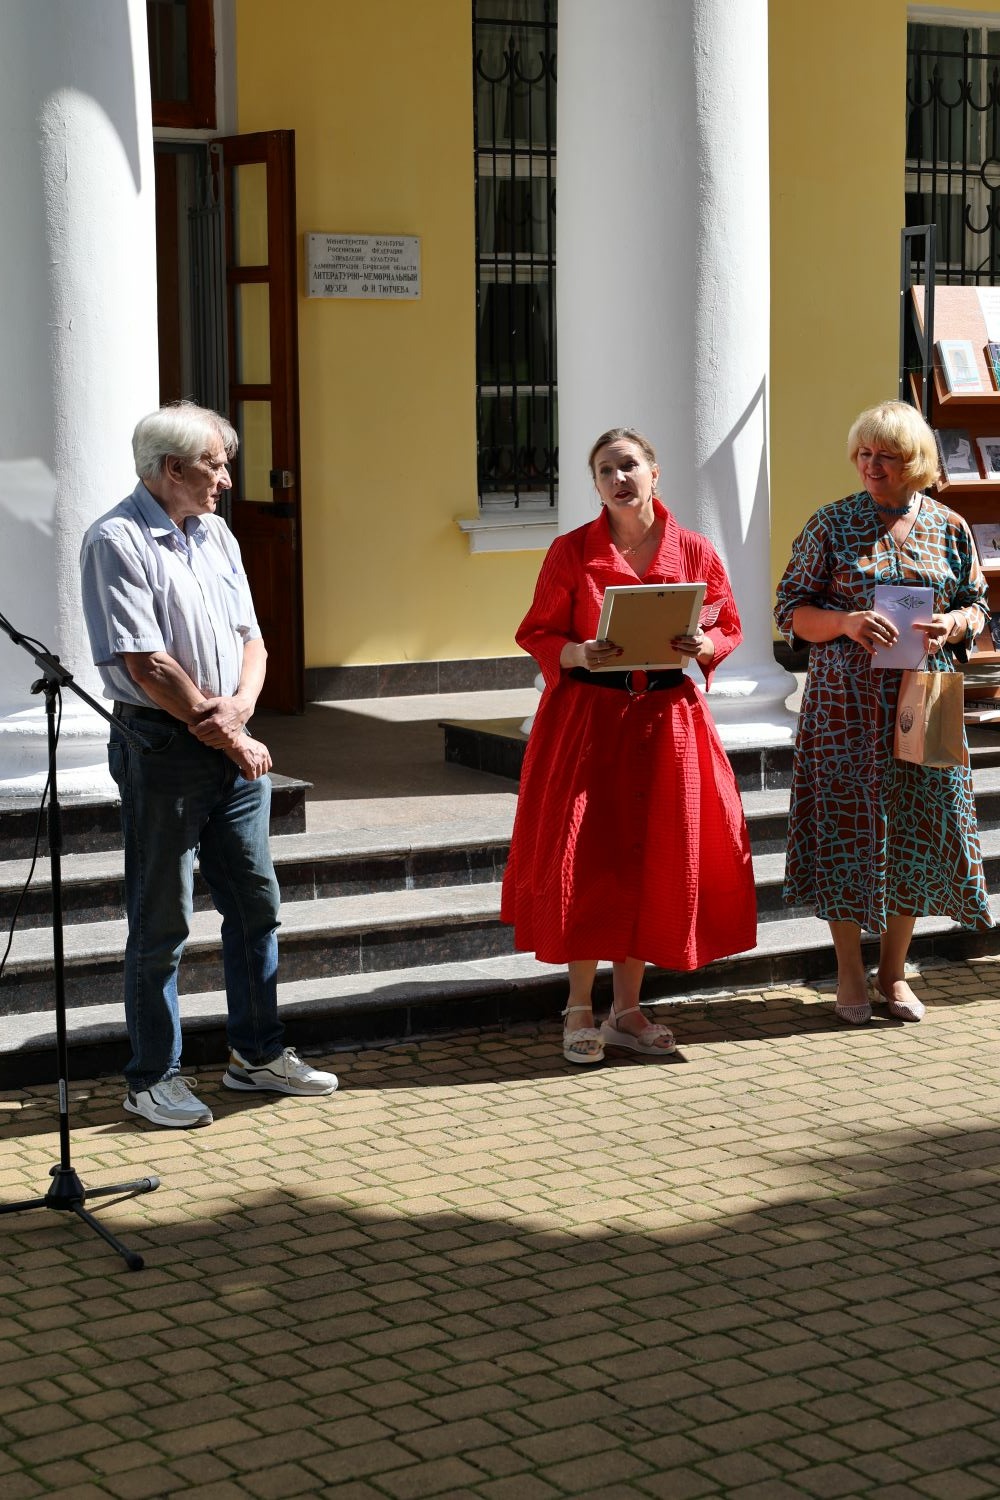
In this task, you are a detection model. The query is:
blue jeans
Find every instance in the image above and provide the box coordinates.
[109,721,283,1090]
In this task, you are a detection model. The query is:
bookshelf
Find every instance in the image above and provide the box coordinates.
[905,281,1000,701]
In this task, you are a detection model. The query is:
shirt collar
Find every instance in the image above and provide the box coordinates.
[131,480,209,545]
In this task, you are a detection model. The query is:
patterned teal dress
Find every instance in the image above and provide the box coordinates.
[775,491,993,932]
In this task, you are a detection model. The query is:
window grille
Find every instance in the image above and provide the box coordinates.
[473,0,557,507]
[906,21,1000,283]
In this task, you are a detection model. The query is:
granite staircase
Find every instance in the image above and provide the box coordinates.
[5,722,1000,1087]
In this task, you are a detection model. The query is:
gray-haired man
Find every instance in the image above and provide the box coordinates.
[80,403,337,1127]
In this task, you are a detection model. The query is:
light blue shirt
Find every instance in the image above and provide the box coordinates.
[80,482,261,707]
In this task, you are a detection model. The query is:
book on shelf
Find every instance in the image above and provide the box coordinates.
[986,341,1000,391]
[935,427,980,481]
[937,338,984,392]
[964,705,1000,724]
[971,523,1000,571]
[975,437,1000,477]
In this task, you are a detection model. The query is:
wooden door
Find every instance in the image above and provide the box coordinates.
[215,130,304,713]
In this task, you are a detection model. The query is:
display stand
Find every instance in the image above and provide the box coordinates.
[900,235,1000,705]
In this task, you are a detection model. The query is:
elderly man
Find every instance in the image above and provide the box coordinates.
[80,403,337,1127]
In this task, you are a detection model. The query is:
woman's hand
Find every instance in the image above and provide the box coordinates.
[921,612,961,655]
[842,610,898,656]
[671,630,715,665]
[561,639,623,671]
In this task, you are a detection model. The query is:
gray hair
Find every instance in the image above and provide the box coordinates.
[132,402,238,481]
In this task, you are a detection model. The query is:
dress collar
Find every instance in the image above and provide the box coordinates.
[586,497,681,577]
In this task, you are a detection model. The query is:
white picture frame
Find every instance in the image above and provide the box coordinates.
[594,583,707,670]
[937,338,983,392]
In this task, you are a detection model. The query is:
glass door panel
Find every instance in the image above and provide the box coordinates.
[237,400,273,503]
[235,282,271,385]
[232,162,268,266]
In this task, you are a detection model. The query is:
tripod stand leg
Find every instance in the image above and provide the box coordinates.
[70,1201,149,1271]
[0,1169,161,1272]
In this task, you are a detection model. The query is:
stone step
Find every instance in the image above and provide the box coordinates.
[6,898,1000,1089]
[442,715,1000,788]
[0,883,515,1018]
[5,841,1000,1018]
[0,772,309,859]
[0,816,514,930]
[8,751,1000,1085]
[8,768,1000,929]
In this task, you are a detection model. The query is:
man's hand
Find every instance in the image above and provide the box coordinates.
[228,735,272,780]
[188,694,253,748]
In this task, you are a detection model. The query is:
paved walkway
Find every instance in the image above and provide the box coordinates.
[3,957,1000,1499]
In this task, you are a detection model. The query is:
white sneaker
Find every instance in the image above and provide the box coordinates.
[124,1076,214,1128]
[223,1047,339,1096]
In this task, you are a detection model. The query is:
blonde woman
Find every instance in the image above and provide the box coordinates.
[775,400,992,1026]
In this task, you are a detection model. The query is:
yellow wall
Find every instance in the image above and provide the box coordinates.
[235,0,542,668]
[769,0,1000,593]
[769,0,906,587]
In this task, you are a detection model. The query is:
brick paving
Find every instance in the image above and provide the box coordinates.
[1,957,1000,1498]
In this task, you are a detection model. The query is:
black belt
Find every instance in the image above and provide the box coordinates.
[113,700,187,727]
[569,667,685,695]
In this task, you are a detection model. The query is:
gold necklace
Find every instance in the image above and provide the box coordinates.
[614,518,656,556]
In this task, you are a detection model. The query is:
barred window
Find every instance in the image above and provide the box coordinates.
[906,21,1000,283]
[474,0,557,507]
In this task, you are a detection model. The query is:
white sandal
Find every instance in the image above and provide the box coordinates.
[561,1004,605,1066]
[600,1003,676,1058]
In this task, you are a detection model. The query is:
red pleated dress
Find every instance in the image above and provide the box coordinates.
[500,501,757,970]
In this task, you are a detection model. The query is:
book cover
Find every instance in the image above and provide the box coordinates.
[935,427,980,481]
[986,341,1000,391]
[976,437,1000,477]
[971,522,1000,571]
[937,338,983,392]
[870,584,934,670]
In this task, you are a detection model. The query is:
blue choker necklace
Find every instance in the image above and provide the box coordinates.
[870,492,916,517]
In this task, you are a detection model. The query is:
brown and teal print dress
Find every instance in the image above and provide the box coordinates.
[775,491,993,933]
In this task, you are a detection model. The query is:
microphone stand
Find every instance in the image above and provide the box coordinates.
[0,612,158,1270]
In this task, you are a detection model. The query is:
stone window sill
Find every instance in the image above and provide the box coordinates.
[456,513,558,554]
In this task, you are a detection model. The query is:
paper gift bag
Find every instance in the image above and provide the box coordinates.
[894,668,968,769]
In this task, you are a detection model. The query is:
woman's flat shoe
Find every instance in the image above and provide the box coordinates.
[874,982,925,1022]
[600,1003,676,1058]
[561,1004,605,1065]
[834,998,872,1025]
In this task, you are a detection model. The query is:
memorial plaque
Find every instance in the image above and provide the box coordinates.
[305,234,421,300]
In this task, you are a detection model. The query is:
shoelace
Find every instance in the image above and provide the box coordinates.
[157,1075,200,1102]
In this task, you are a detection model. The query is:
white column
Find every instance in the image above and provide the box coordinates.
[0,0,158,795]
[557,0,796,747]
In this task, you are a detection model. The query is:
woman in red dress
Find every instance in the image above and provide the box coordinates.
[500,428,757,1064]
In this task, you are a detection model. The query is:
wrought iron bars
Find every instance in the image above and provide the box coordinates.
[906,22,1000,285]
[473,0,557,505]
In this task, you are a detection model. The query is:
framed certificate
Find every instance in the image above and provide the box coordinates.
[594,582,707,670]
